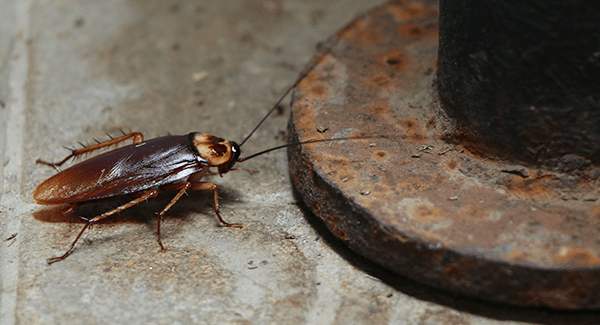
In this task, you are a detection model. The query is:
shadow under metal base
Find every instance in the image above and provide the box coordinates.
[287,0,600,309]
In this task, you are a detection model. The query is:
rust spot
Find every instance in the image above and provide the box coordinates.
[298,72,329,101]
[369,104,390,115]
[398,23,439,40]
[386,57,402,65]
[505,175,554,200]
[447,160,457,170]
[555,247,600,267]
[375,151,386,158]
[388,1,426,19]
[411,203,443,223]
[309,84,328,98]
[592,205,600,217]
[406,129,427,142]
[322,212,347,241]
[457,206,490,222]
[397,118,417,129]
[364,74,394,89]
[336,19,366,39]
[292,103,318,139]
[398,24,424,39]
[375,50,410,70]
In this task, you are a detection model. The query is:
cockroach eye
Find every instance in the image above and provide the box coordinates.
[229,141,241,169]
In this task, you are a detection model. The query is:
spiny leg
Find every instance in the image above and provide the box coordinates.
[160,181,243,229]
[47,190,158,264]
[36,132,144,170]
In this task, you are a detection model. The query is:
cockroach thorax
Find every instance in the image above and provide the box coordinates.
[191,132,235,168]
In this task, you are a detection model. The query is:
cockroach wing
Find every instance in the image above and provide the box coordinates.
[34,135,205,205]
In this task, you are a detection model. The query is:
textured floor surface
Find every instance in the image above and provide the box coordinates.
[1,0,599,324]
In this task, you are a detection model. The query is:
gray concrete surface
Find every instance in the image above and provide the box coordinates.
[1,0,598,324]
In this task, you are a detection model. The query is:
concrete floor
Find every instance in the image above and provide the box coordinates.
[1,0,598,324]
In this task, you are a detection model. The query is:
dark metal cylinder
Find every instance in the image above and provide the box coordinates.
[437,0,600,165]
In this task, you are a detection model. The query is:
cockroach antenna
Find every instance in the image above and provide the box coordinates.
[238,36,337,147]
[237,135,385,163]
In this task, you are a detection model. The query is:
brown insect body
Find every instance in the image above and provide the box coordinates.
[34,133,239,205]
[35,132,242,264]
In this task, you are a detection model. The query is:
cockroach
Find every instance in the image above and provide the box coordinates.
[33,43,348,264]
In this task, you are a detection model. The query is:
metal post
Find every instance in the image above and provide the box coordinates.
[438,0,600,166]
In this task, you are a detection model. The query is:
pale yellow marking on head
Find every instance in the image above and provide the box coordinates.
[192,133,233,167]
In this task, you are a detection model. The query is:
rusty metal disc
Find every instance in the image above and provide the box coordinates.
[287,0,600,309]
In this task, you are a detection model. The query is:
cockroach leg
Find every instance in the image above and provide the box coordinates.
[47,221,92,264]
[62,203,78,215]
[154,184,192,250]
[47,189,159,264]
[159,181,243,229]
[36,132,145,169]
[193,181,243,228]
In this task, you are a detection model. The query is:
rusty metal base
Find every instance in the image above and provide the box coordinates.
[287,0,600,309]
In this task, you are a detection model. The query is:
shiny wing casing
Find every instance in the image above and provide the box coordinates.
[34,134,206,205]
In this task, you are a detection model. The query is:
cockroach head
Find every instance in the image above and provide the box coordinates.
[191,132,239,174]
